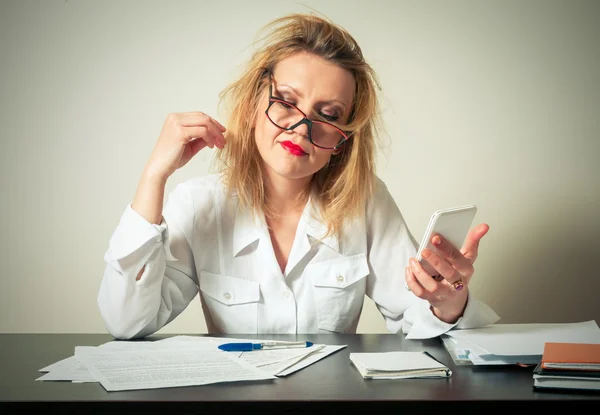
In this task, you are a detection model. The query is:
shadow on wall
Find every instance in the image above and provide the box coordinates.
[477,205,600,325]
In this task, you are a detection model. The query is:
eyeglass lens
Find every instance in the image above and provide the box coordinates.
[267,101,344,149]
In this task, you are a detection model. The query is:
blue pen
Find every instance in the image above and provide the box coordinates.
[218,341,313,352]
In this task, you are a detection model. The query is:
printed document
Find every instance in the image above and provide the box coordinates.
[442,320,600,365]
[36,335,347,389]
[74,345,276,392]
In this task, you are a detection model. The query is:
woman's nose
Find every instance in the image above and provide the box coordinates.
[289,120,310,140]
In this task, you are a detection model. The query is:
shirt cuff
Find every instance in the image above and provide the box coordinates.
[403,292,500,339]
[455,295,501,329]
[104,204,177,263]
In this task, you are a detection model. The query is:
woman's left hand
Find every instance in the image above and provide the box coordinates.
[405,223,490,324]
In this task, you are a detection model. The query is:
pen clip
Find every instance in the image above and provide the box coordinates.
[260,341,313,349]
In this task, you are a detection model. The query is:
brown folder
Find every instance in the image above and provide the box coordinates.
[541,342,600,371]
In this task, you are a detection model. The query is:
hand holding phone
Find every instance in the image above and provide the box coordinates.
[416,205,477,277]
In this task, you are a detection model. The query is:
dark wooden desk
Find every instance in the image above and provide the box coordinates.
[1,333,598,413]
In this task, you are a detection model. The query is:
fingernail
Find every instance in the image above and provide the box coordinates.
[432,235,442,246]
[422,249,431,258]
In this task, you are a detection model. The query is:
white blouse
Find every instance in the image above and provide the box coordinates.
[97,174,499,340]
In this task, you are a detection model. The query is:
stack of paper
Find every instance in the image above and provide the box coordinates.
[533,342,600,391]
[349,351,452,379]
[36,336,346,391]
[441,320,600,365]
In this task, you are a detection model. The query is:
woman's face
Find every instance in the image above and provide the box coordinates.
[254,52,355,184]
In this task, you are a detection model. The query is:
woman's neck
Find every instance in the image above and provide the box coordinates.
[263,171,312,217]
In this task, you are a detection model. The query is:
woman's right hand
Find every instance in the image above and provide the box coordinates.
[143,112,227,182]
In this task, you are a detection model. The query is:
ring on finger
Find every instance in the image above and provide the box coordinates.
[451,276,465,291]
[446,270,465,291]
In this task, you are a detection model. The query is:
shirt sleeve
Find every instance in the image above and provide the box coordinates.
[97,183,199,340]
[365,177,500,339]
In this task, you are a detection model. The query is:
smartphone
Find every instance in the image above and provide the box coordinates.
[416,205,477,276]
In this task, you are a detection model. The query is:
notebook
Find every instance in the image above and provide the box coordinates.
[541,342,600,371]
[533,363,600,391]
[349,351,452,379]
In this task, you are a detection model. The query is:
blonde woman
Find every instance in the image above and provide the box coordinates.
[98,14,499,339]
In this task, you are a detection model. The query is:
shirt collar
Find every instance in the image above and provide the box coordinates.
[302,198,340,253]
[232,206,265,257]
[232,197,340,256]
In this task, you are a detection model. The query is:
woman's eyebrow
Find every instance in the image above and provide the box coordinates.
[277,84,347,110]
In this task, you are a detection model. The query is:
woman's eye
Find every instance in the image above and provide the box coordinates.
[319,112,339,122]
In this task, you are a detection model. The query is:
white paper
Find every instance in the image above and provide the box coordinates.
[36,355,97,382]
[350,351,447,371]
[39,355,79,373]
[253,345,326,374]
[153,335,242,349]
[440,336,473,365]
[445,320,600,356]
[154,336,344,376]
[277,344,347,376]
[239,345,321,367]
[349,351,451,379]
[37,339,212,383]
[74,345,276,391]
[37,336,345,386]
[466,352,540,365]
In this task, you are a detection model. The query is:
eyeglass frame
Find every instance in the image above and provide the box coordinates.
[265,77,351,150]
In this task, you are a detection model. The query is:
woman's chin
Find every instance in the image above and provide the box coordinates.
[267,163,316,182]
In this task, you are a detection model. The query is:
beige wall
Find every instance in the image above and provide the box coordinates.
[1,0,598,334]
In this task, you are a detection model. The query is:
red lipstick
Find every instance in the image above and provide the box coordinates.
[280,141,307,156]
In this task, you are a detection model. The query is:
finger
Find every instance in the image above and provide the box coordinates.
[199,117,226,148]
[422,248,473,284]
[214,118,227,132]
[461,223,490,261]
[185,123,225,149]
[405,266,431,300]
[179,112,227,132]
[202,114,227,132]
[187,137,209,157]
[180,125,216,147]
[409,258,441,295]
[207,119,227,148]
[431,234,472,271]
[174,113,226,147]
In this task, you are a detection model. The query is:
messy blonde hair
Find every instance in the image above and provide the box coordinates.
[216,13,382,237]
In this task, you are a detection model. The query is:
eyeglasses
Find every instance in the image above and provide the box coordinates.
[265,80,350,150]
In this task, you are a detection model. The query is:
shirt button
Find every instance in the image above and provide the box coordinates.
[223,292,232,301]
[283,290,291,299]
[336,275,345,283]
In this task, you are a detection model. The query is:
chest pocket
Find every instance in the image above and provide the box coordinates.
[305,253,370,332]
[199,271,260,334]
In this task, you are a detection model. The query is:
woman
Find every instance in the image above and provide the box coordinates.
[98,13,499,340]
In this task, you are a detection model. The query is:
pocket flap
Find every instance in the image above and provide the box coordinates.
[307,253,370,289]
[199,271,260,305]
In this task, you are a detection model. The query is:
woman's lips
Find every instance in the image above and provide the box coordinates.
[280,141,307,156]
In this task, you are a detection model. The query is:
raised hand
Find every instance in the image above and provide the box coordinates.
[143,112,226,181]
[405,224,490,323]
[131,112,226,225]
